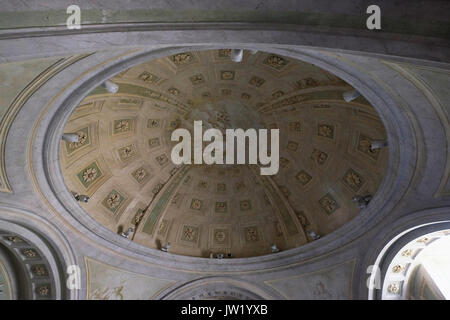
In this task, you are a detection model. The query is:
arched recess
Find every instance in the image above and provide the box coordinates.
[362,208,450,300]
[158,276,282,300]
[0,207,80,299]
[29,44,417,273]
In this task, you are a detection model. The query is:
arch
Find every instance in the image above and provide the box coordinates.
[158,276,282,300]
[362,208,450,300]
[0,206,81,299]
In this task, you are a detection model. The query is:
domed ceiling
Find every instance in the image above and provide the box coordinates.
[60,49,388,258]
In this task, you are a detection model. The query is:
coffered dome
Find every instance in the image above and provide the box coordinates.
[60,49,388,258]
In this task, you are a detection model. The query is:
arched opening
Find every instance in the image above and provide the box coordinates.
[0,222,71,300]
[159,276,280,300]
[368,221,450,300]
[384,230,450,300]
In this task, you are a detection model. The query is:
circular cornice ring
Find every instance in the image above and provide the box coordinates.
[31,44,417,273]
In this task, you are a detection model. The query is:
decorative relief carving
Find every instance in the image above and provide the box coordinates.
[318,124,334,139]
[167,87,180,96]
[263,54,289,70]
[295,210,310,227]
[138,71,160,84]
[181,225,199,242]
[319,193,340,215]
[296,77,319,89]
[168,119,180,130]
[248,76,265,87]
[417,237,430,244]
[220,70,235,80]
[81,167,98,184]
[77,162,102,188]
[311,149,328,166]
[36,285,51,297]
[217,183,227,192]
[148,137,161,149]
[171,192,182,205]
[215,201,227,213]
[392,265,405,273]
[152,182,164,195]
[213,228,229,246]
[131,167,149,184]
[343,168,364,192]
[189,74,205,85]
[5,236,23,243]
[21,248,39,258]
[31,264,48,277]
[387,283,400,295]
[240,200,252,211]
[170,52,194,66]
[401,249,413,257]
[113,119,131,134]
[118,144,137,162]
[102,190,126,214]
[190,199,203,210]
[296,170,312,186]
[147,119,160,128]
[241,93,251,100]
[132,208,144,225]
[155,154,169,167]
[244,226,259,243]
